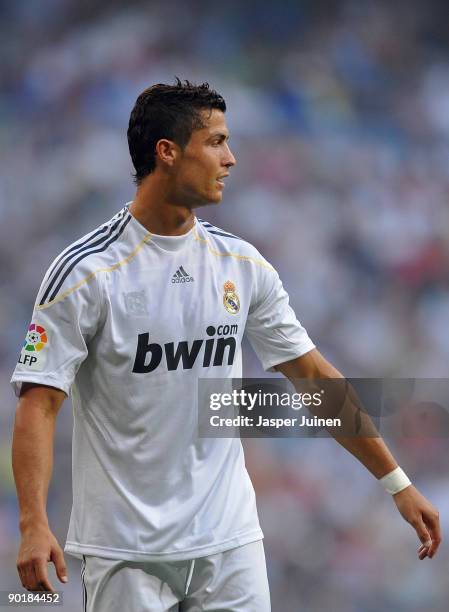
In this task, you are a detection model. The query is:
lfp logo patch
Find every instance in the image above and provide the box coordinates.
[24,324,47,352]
[18,323,49,371]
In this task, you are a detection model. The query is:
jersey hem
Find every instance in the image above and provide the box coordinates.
[64,528,264,562]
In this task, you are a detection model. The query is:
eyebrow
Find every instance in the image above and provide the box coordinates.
[207,132,230,142]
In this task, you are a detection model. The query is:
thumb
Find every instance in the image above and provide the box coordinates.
[51,545,68,583]
[415,519,432,548]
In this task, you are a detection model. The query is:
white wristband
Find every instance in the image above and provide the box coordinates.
[379,467,411,495]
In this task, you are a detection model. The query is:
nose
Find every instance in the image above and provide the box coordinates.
[223,143,237,168]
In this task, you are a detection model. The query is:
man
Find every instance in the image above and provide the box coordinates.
[11,79,441,611]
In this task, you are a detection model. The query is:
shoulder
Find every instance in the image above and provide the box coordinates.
[36,206,132,309]
[195,218,275,273]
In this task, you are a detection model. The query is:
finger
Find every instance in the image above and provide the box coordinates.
[50,546,68,584]
[418,545,429,560]
[17,565,26,589]
[418,543,428,553]
[21,564,39,591]
[34,559,55,592]
[418,543,428,552]
[413,519,432,549]
[424,514,442,559]
[19,564,33,590]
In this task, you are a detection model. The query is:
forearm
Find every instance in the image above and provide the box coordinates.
[276,349,398,479]
[311,386,397,478]
[332,435,397,479]
[321,380,397,478]
[276,349,441,558]
[12,390,60,531]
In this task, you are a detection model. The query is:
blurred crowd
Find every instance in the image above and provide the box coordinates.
[1,0,449,610]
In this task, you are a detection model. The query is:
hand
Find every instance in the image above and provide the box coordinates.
[17,525,68,592]
[393,485,441,560]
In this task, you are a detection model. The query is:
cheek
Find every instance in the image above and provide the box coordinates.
[178,167,212,195]
[178,151,218,189]
[194,160,217,187]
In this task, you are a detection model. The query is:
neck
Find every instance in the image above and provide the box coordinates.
[129,174,195,236]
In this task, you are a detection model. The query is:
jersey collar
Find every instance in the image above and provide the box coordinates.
[125,202,197,253]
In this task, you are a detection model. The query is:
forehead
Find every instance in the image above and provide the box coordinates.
[196,108,228,136]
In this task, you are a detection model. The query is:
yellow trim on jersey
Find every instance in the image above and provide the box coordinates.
[193,226,274,271]
[36,233,153,311]
[37,225,272,310]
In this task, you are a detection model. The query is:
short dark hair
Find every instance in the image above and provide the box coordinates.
[127,78,226,185]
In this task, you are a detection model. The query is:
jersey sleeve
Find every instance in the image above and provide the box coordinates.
[245,255,315,372]
[10,266,102,397]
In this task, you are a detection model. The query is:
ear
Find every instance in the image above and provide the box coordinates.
[155,139,180,168]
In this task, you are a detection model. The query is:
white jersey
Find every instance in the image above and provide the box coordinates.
[11,204,315,562]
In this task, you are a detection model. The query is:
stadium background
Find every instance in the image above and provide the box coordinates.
[1,0,449,609]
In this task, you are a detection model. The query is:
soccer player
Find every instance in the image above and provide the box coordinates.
[11,80,441,611]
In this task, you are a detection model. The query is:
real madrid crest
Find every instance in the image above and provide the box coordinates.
[223,280,240,314]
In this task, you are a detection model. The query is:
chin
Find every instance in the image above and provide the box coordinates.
[195,192,223,207]
[211,189,224,204]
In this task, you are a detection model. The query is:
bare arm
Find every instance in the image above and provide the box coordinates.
[12,383,68,591]
[275,349,441,560]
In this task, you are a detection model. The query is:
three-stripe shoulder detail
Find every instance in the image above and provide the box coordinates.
[38,208,132,306]
[197,219,243,241]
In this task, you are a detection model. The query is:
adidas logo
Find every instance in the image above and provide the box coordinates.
[172,266,195,284]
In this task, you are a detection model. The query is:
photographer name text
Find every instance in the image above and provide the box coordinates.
[210,415,342,428]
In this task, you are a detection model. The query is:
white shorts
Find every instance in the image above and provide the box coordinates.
[80,540,271,612]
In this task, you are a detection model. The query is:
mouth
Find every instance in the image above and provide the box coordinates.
[216,174,229,188]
